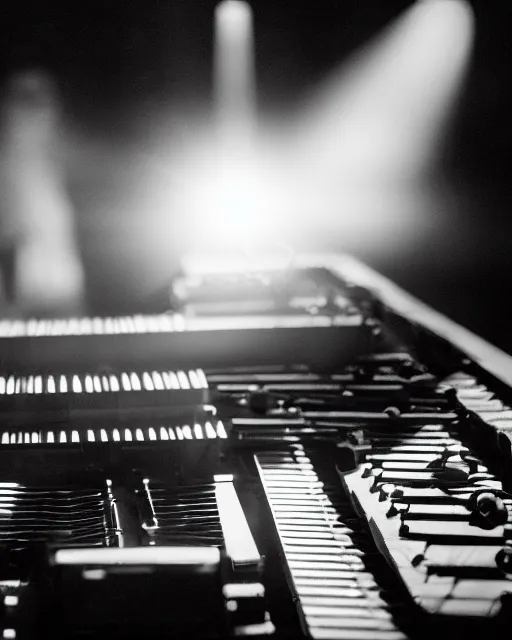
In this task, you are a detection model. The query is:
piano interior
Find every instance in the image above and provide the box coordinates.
[1,259,512,639]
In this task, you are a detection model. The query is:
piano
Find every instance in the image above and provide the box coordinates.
[1,253,511,639]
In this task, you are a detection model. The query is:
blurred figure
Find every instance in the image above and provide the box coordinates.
[0,69,85,316]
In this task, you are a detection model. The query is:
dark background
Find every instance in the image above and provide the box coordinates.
[1,1,512,352]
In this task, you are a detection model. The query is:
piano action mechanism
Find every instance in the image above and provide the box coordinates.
[1,256,511,639]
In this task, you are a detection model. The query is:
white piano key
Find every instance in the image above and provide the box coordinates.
[205,422,217,439]
[59,431,67,444]
[33,319,44,336]
[182,425,193,440]
[173,314,185,332]
[67,318,78,334]
[146,316,160,333]
[10,433,16,444]
[152,371,164,390]
[85,376,94,393]
[121,373,131,391]
[59,375,68,393]
[112,428,121,442]
[215,479,261,570]
[80,318,92,334]
[168,428,176,440]
[216,421,228,439]
[124,316,136,333]
[168,372,180,389]
[104,318,114,334]
[26,318,37,336]
[161,372,172,390]
[47,375,56,394]
[47,431,55,444]
[124,429,133,442]
[136,428,144,441]
[159,427,169,441]
[26,376,34,394]
[133,315,146,333]
[90,316,103,334]
[142,373,154,391]
[0,377,5,394]
[17,432,22,444]
[188,370,201,389]
[112,318,122,334]
[34,376,43,394]
[1,433,8,445]
[130,373,142,391]
[158,315,173,331]
[194,424,204,439]
[176,427,184,441]
[118,317,130,333]
[93,376,102,393]
[87,430,95,442]
[196,369,209,389]
[50,320,63,336]
[148,427,157,441]
[100,429,108,442]
[14,378,21,394]
[72,375,82,393]
[101,375,110,392]
[71,430,80,443]
[109,375,120,392]
[9,320,21,336]
[6,376,15,395]
[177,371,190,389]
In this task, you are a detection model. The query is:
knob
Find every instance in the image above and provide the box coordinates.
[496,547,512,577]
[469,491,508,529]
[248,390,272,414]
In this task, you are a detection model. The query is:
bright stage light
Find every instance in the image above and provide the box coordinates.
[214,0,256,148]
[276,0,475,254]
[295,0,475,182]
[145,0,475,274]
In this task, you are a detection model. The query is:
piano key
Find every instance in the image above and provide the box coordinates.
[400,520,505,540]
[130,373,142,391]
[418,598,496,617]
[121,373,131,391]
[215,478,261,572]
[109,375,120,392]
[308,628,407,640]
[152,371,164,390]
[295,574,378,588]
[423,545,503,570]
[84,376,94,393]
[72,376,82,393]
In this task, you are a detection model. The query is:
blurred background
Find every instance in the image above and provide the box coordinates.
[0,0,511,352]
